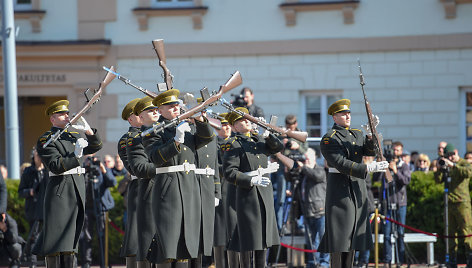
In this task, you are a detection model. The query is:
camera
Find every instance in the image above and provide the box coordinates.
[230,93,247,108]
[438,152,454,172]
[383,139,395,162]
[84,156,101,178]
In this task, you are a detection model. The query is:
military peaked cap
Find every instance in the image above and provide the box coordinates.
[152,89,180,107]
[328,99,351,116]
[45,100,69,117]
[227,107,249,125]
[121,98,140,121]
[134,96,158,116]
[219,112,229,124]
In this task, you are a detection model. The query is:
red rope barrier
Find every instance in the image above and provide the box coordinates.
[384,216,472,239]
[280,243,317,253]
[109,219,125,235]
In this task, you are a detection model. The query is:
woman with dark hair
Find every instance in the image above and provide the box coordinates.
[18,147,49,267]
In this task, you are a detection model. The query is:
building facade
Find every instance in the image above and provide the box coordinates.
[1,0,472,166]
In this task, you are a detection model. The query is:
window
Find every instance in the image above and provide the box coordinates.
[300,93,341,138]
[14,0,32,10]
[464,90,472,152]
[152,0,193,8]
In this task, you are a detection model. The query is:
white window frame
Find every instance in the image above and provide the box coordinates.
[461,87,472,154]
[14,0,32,11]
[152,0,194,8]
[299,91,342,138]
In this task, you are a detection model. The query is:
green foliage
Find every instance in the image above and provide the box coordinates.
[405,171,445,263]
[6,177,126,265]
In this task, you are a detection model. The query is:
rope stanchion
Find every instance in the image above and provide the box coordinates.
[382,215,472,239]
[108,218,125,235]
[280,243,317,253]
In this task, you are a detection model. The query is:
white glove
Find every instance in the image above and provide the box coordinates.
[366,161,388,173]
[214,198,220,207]
[250,176,270,187]
[267,162,280,173]
[74,138,88,158]
[361,115,380,136]
[72,116,92,132]
[174,121,191,143]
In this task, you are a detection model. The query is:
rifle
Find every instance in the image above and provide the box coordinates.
[141,71,242,137]
[42,66,117,148]
[102,66,158,98]
[219,99,308,143]
[152,39,173,91]
[358,60,392,182]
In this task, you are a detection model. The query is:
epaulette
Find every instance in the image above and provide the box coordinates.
[351,128,361,132]
[328,129,336,138]
[68,131,79,134]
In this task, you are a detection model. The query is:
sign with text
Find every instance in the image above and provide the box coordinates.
[0,73,66,84]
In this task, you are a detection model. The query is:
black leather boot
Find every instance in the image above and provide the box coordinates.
[126,256,137,268]
[45,255,60,268]
[62,253,77,268]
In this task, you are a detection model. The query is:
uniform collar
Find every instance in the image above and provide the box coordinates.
[332,123,350,137]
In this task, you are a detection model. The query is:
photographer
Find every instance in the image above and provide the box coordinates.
[434,143,472,267]
[79,155,117,268]
[240,87,265,118]
[298,148,329,268]
[272,115,308,228]
[18,147,49,267]
[381,141,411,267]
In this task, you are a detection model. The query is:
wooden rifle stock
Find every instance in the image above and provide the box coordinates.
[358,60,392,182]
[43,66,117,148]
[152,39,173,91]
[241,112,308,143]
[142,71,242,136]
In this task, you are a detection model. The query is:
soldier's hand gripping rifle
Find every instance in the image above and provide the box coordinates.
[141,71,242,137]
[358,60,392,182]
[219,99,308,143]
[103,66,158,98]
[152,39,173,91]
[42,66,117,148]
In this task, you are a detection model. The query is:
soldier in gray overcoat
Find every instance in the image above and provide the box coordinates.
[319,99,388,268]
[118,98,141,268]
[35,100,102,268]
[191,124,221,268]
[223,107,283,268]
[142,89,214,264]
[214,114,240,268]
[127,96,160,268]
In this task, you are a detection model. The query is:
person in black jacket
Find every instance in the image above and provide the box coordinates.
[240,87,264,119]
[18,147,49,267]
[79,156,117,268]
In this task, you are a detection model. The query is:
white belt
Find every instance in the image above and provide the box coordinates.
[245,162,279,177]
[49,167,85,177]
[328,167,340,173]
[156,162,215,176]
[130,175,138,180]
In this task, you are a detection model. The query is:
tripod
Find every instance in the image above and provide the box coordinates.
[83,171,106,268]
[275,173,316,268]
[439,167,452,268]
[383,170,402,268]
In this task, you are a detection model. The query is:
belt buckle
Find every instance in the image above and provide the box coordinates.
[257,167,264,177]
[205,167,212,176]
[183,162,192,173]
